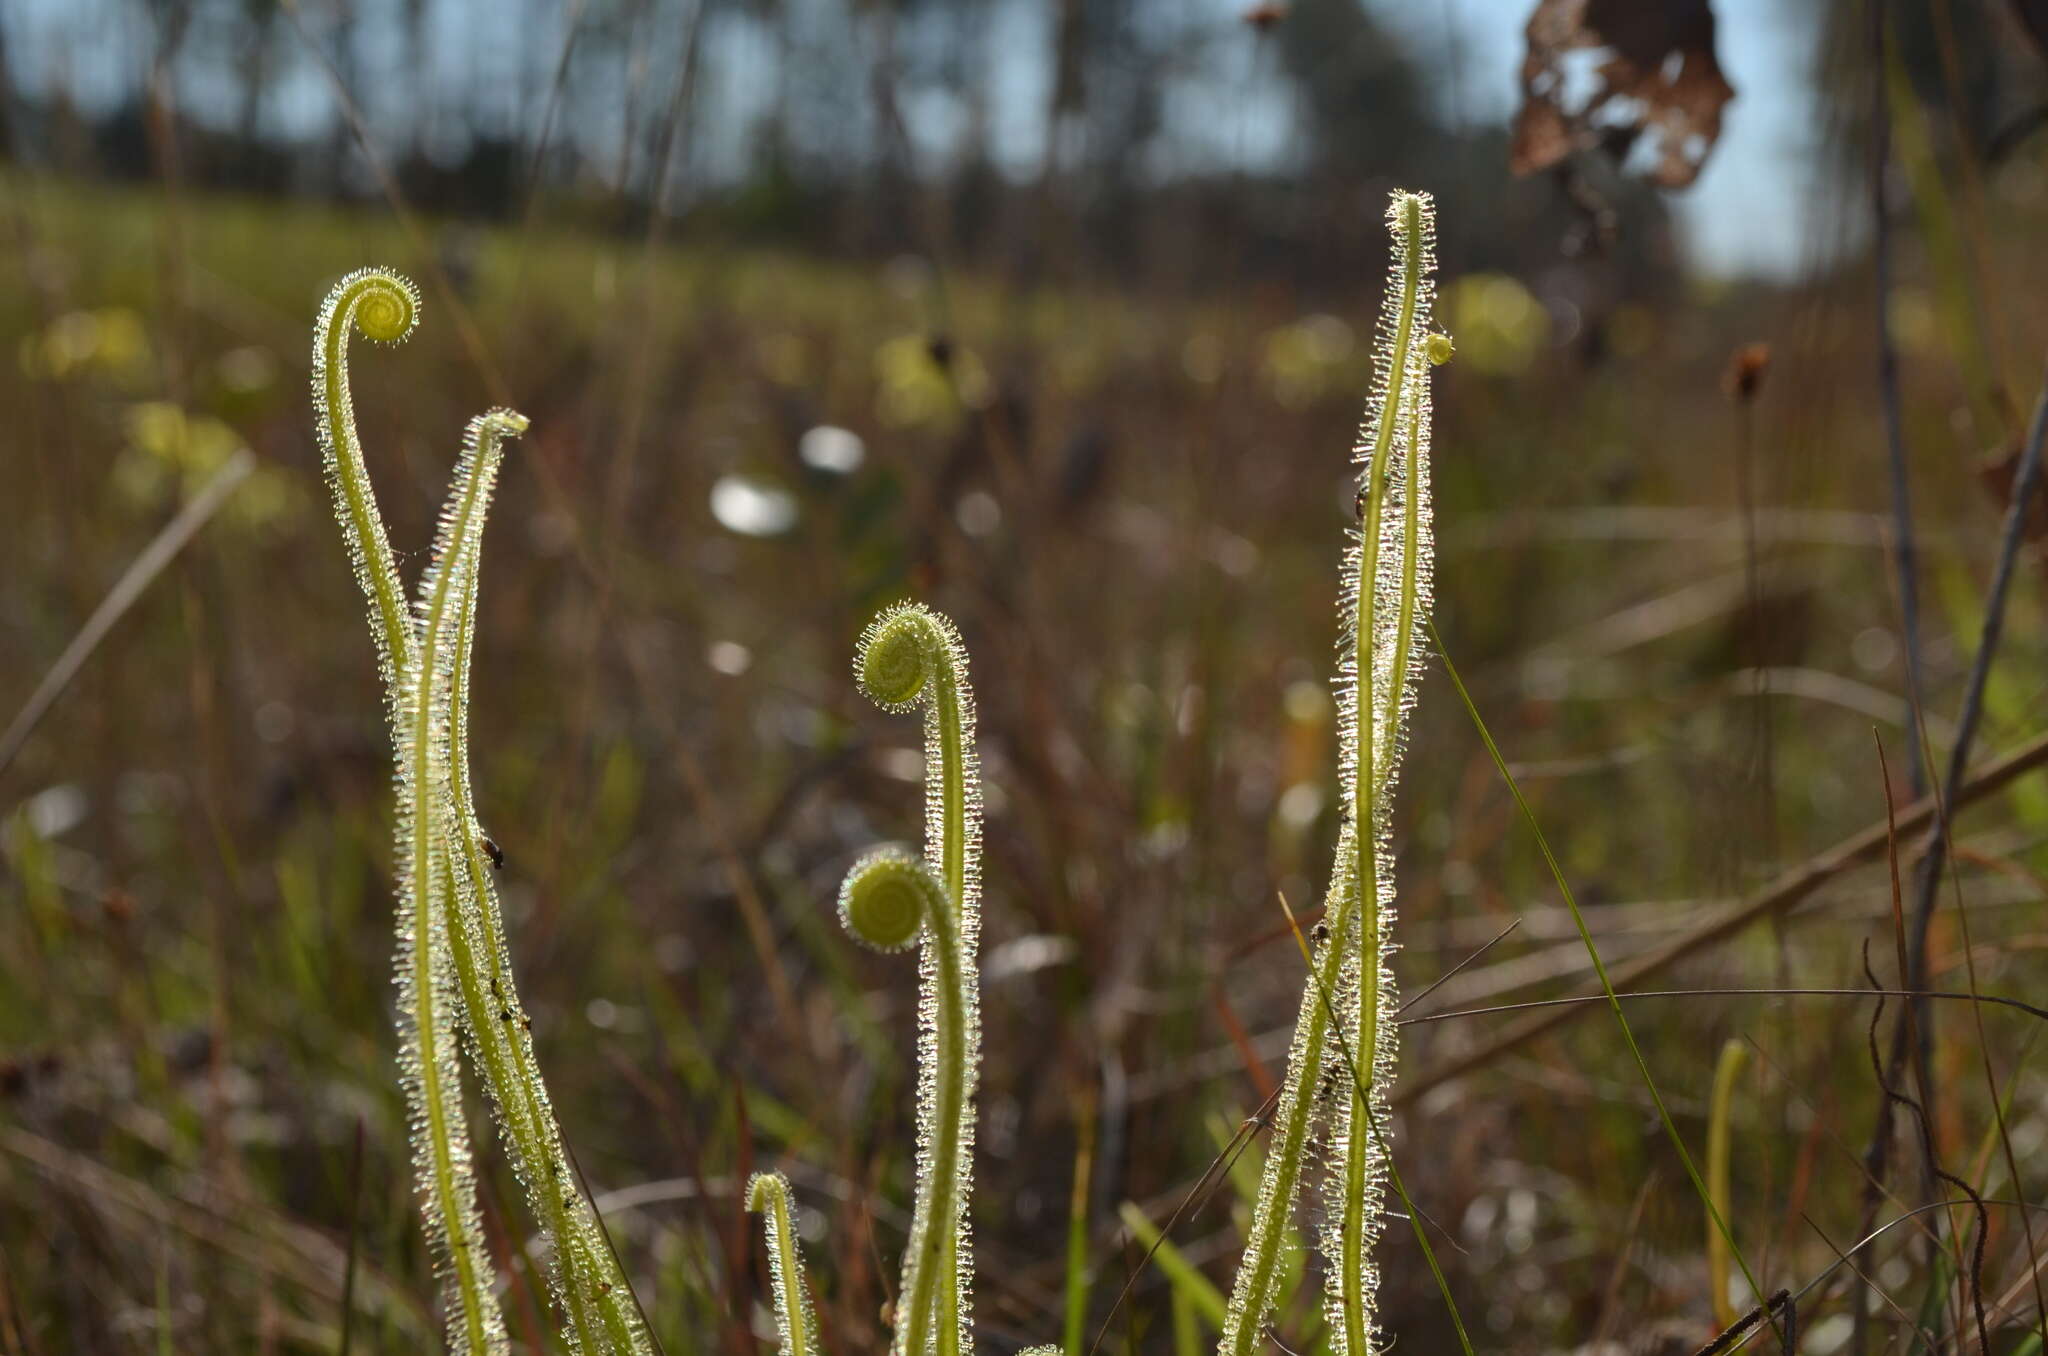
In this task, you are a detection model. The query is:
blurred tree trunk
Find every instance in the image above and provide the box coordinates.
[0,6,18,160]
[863,2,914,254]
[1022,0,1088,285]
[327,0,358,195]
[404,0,429,161]
[237,1,280,151]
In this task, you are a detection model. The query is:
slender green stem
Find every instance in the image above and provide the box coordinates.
[1218,873,1350,1356]
[440,836,617,1351]
[442,466,644,1353]
[1281,914,1474,1356]
[839,846,970,1356]
[748,1173,818,1356]
[909,851,967,1356]
[917,630,970,1356]
[1221,189,1438,1356]
[929,647,971,1356]
[1339,194,1426,1356]
[404,413,520,1355]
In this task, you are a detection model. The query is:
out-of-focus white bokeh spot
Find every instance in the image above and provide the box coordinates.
[26,784,88,838]
[707,640,754,676]
[1277,781,1324,830]
[799,424,866,473]
[956,490,1001,537]
[710,475,798,536]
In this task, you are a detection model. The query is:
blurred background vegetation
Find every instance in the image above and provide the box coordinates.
[6,0,2048,1351]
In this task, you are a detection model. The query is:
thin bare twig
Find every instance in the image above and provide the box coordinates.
[1896,358,2048,1062]
[1731,1197,2048,1356]
[1870,0,1929,800]
[1397,726,2048,1104]
[1398,985,2048,1030]
[1860,354,2048,1348]
[1399,918,1522,1015]
[1086,1085,1281,1356]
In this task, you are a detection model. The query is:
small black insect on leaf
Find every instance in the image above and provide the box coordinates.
[482,836,505,870]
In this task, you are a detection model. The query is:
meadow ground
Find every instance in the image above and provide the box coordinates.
[5,171,2048,1352]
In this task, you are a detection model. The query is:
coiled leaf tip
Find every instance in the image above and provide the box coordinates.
[856,603,955,713]
[840,847,941,952]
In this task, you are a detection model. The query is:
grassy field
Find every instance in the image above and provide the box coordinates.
[6,167,2048,1353]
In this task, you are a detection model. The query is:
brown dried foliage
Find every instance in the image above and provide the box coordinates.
[1511,0,1736,189]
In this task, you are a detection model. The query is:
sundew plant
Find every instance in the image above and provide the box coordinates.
[746,190,1449,1356]
[314,270,651,1355]
[836,603,989,1356]
[319,187,1445,1356]
[1216,189,1444,1356]
[746,1172,819,1356]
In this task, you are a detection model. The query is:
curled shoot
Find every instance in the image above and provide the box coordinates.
[847,603,982,1356]
[314,269,422,695]
[314,270,648,1354]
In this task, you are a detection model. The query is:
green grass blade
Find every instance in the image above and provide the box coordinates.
[1428,616,1774,1338]
[1708,1039,1748,1331]
[1171,1289,1200,1356]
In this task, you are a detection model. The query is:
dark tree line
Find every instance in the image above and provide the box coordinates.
[0,0,1727,291]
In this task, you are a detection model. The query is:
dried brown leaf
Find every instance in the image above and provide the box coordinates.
[1977,436,2048,550]
[1511,0,1736,189]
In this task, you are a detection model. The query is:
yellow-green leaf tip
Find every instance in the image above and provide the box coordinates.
[747,1171,789,1214]
[838,846,939,952]
[344,268,422,345]
[479,407,530,441]
[855,602,950,713]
